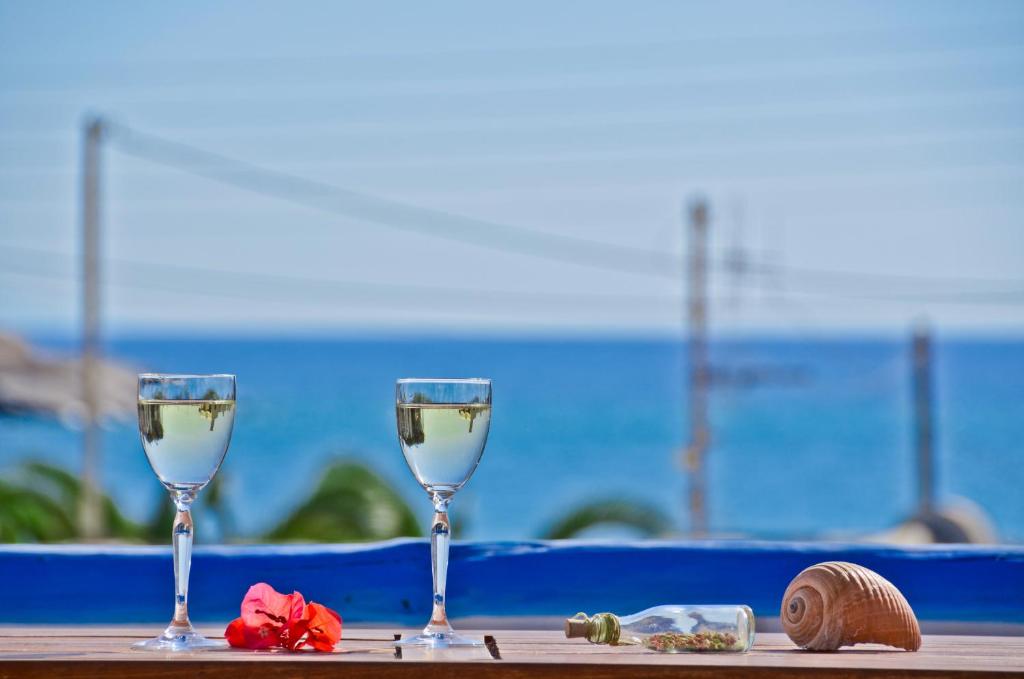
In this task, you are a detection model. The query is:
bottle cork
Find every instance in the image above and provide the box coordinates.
[564,617,590,638]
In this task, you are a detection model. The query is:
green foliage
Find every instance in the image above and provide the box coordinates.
[0,461,236,544]
[542,499,672,539]
[267,460,422,542]
[0,462,147,542]
[0,458,422,544]
[0,479,74,542]
[0,458,446,544]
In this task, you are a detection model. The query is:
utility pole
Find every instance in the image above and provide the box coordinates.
[911,322,935,515]
[79,116,105,539]
[684,198,710,536]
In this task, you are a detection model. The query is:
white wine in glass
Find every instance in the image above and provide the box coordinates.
[397,402,489,493]
[134,374,236,652]
[396,378,491,649]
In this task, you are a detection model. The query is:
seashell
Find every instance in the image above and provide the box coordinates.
[781,561,921,652]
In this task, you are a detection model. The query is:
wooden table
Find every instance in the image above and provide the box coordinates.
[1,626,1022,677]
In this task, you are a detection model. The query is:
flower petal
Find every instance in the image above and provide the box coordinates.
[302,602,343,652]
[225,618,247,648]
[224,617,282,650]
[240,582,306,630]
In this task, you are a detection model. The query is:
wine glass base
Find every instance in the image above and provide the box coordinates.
[132,629,226,652]
[395,631,484,648]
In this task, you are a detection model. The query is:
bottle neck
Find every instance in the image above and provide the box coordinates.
[587,613,621,645]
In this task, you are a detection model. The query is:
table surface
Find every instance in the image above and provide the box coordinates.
[1,626,1022,678]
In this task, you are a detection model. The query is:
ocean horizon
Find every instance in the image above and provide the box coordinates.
[3,334,1022,543]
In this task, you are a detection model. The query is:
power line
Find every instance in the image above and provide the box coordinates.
[743,260,1024,291]
[25,121,1023,301]
[74,123,1024,292]
[106,122,685,279]
[5,89,1020,183]
[6,53,1023,106]
[3,30,1020,96]
[7,122,1022,171]
[113,87,1021,142]
[4,20,1018,69]
[3,76,1023,141]
[752,285,1024,308]
[101,126,1024,294]
[2,267,641,324]
[105,123,1024,292]
[6,258,1024,315]
[0,244,681,311]
[5,242,1023,311]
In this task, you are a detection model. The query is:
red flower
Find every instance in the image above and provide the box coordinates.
[225,583,342,652]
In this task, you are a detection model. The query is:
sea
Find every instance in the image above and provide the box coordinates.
[2,336,1022,543]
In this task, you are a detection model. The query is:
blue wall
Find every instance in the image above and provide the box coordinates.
[4,539,1022,624]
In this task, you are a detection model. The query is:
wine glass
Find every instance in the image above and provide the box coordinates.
[395,378,491,648]
[134,373,236,652]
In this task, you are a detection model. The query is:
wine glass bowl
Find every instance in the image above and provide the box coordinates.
[139,375,235,493]
[397,378,490,498]
[395,378,491,649]
[134,373,236,652]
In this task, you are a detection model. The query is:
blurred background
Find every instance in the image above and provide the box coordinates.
[1,1,1021,545]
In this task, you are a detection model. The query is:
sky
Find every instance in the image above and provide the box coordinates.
[1,0,1022,336]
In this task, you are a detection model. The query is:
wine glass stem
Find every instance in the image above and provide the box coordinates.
[170,493,194,631]
[428,494,452,633]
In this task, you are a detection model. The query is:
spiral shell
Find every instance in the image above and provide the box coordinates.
[781,561,921,651]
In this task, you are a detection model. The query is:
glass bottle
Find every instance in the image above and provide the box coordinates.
[565,605,755,653]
